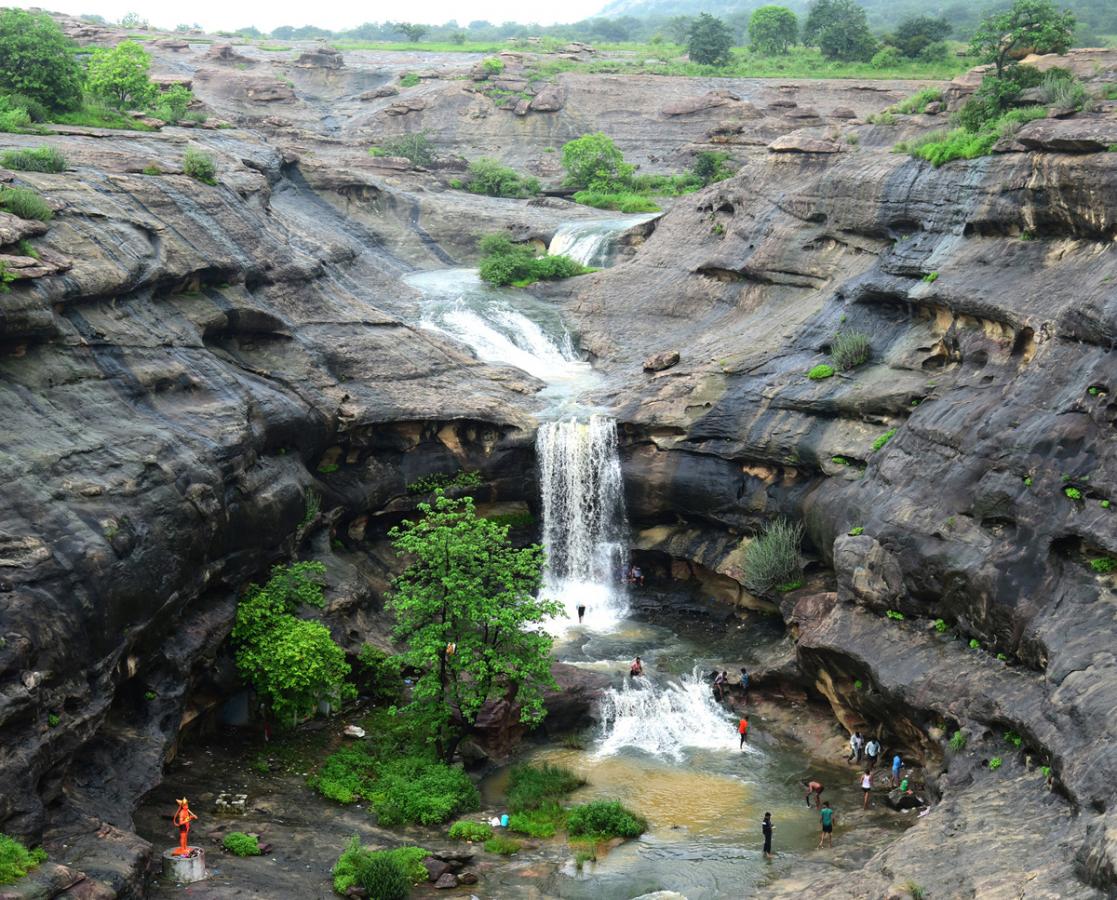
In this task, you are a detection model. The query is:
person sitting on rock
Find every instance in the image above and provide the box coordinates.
[631,566,645,586]
[630,656,644,677]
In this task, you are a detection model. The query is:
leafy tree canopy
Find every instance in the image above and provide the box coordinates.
[0,9,83,113]
[87,40,158,110]
[395,22,430,42]
[687,12,735,66]
[806,0,878,60]
[561,132,635,192]
[749,6,799,55]
[891,15,952,59]
[970,0,1075,76]
[387,493,562,762]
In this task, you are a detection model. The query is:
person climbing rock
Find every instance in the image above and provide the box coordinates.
[865,737,880,770]
[849,730,864,763]
[739,667,749,699]
[891,753,903,787]
[860,769,873,809]
[805,780,824,808]
[738,716,749,748]
[761,811,773,859]
[576,603,586,623]
[818,802,835,848]
[713,670,727,700]
[630,656,644,677]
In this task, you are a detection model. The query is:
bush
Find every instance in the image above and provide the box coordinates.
[4,94,48,123]
[1040,71,1090,111]
[807,363,835,380]
[871,429,896,451]
[895,88,943,115]
[750,6,798,55]
[0,186,52,221]
[903,107,1047,167]
[687,13,734,66]
[354,854,409,900]
[566,800,647,840]
[355,644,401,703]
[332,836,428,895]
[885,609,904,620]
[448,820,493,842]
[0,9,84,112]
[891,15,951,59]
[464,158,540,198]
[744,517,802,595]
[484,836,522,855]
[0,262,14,294]
[0,146,66,173]
[0,834,47,885]
[407,469,482,494]
[369,132,433,166]
[183,148,217,184]
[0,99,32,133]
[871,46,901,70]
[481,56,504,75]
[561,132,634,192]
[988,756,1003,770]
[223,832,262,856]
[571,190,660,213]
[153,84,193,122]
[691,150,733,185]
[949,730,966,751]
[370,756,480,826]
[830,331,870,370]
[87,40,157,109]
[506,763,585,812]
[399,73,421,88]
[1090,557,1116,574]
[934,618,948,633]
[848,526,864,536]
[477,234,590,287]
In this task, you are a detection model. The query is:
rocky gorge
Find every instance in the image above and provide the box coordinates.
[1,15,1117,900]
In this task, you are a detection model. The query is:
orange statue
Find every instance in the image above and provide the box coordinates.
[172,797,198,857]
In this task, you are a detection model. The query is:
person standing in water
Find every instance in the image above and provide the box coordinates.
[818,802,835,848]
[576,603,586,623]
[805,780,824,808]
[738,716,749,748]
[761,812,773,859]
[630,656,644,677]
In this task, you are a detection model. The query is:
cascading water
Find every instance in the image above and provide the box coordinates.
[547,214,657,268]
[537,415,629,630]
[596,668,750,760]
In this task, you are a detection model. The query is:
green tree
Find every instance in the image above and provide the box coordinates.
[970,0,1076,77]
[687,13,735,66]
[666,15,693,44]
[805,0,877,61]
[395,22,430,42]
[387,493,562,762]
[749,6,799,55]
[232,562,355,727]
[87,40,157,109]
[561,132,634,191]
[804,0,870,47]
[891,16,951,59]
[0,9,83,113]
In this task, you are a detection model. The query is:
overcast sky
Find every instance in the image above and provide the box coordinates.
[28,0,606,32]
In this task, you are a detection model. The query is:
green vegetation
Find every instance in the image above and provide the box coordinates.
[885,609,905,620]
[153,84,193,123]
[988,756,1003,770]
[370,757,480,826]
[1090,557,1116,574]
[0,833,47,885]
[1041,765,1052,778]
[461,158,540,198]
[743,517,803,594]
[396,23,430,43]
[507,763,586,811]
[483,510,536,529]
[848,526,864,536]
[934,618,948,633]
[354,644,401,703]
[331,837,426,898]
[398,73,421,88]
[448,820,493,842]
[0,9,83,113]
[0,186,52,222]
[231,562,354,727]
[388,492,562,762]
[1102,500,1112,509]
[872,429,897,451]
[969,638,981,650]
[144,690,157,700]
[922,271,939,283]
[777,579,804,592]
[1005,730,1024,748]
[854,679,863,690]
[1065,487,1083,500]
[808,363,836,380]
[47,713,60,728]
[1024,476,1034,487]
[477,234,591,287]
[369,132,434,166]
[899,106,1047,166]
[562,132,635,193]
[806,0,878,61]
[0,263,14,294]
[301,490,320,527]
[830,330,871,370]
[894,87,944,114]
[481,56,505,75]
[687,13,735,66]
[0,146,66,173]
[484,836,522,855]
[571,190,660,213]
[507,808,561,838]
[949,730,966,750]
[750,6,799,55]
[566,800,647,840]
[969,0,1075,76]
[183,148,217,185]
[904,881,927,900]
[831,455,852,466]
[317,462,339,474]
[223,832,262,856]
[87,40,157,109]
[407,470,482,494]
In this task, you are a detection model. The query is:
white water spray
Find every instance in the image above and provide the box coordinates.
[597,669,752,760]
[538,415,628,630]
[548,214,656,268]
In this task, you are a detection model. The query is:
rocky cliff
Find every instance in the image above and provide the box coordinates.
[2,21,1117,898]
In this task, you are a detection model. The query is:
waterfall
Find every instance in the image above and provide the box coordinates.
[548,214,656,268]
[538,415,628,629]
[597,669,751,760]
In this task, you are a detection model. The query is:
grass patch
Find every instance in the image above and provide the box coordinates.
[477,234,591,287]
[871,429,897,451]
[0,834,47,885]
[448,820,493,842]
[566,800,647,841]
[0,146,66,172]
[1090,557,1116,574]
[744,517,802,596]
[507,805,564,838]
[331,836,427,897]
[571,190,660,213]
[407,469,482,494]
[369,132,434,167]
[0,186,52,221]
[830,331,870,370]
[399,73,421,88]
[949,730,966,751]
[807,363,835,380]
[934,618,948,633]
[52,102,156,131]
[507,763,585,811]
[899,106,1048,167]
[848,526,864,536]
[460,157,540,198]
[988,756,1003,770]
[223,832,262,856]
[484,836,522,855]
[894,88,943,114]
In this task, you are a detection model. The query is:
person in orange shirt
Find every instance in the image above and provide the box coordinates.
[738,717,749,748]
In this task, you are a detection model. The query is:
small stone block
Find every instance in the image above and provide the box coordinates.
[162,847,207,883]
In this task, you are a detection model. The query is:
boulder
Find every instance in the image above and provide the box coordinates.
[294,48,344,69]
[786,107,821,119]
[886,788,925,810]
[0,253,70,280]
[342,725,366,739]
[244,81,296,103]
[643,350,680,372]
[924,101,944,115]
[768,133,842,153]
[530,84,565,112]
[830,107,857,119]
[0,212,48,246]
[154,39,189,50]
[458,871,478,885]
[662,90,741,117]
[359,86,399,100]
[423,857,453,882]
[206,43,254,65]
[1014,119,1117,153]
[434,872,458,889]
[385,98,427,116]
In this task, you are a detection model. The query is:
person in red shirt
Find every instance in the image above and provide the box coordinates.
[738,717,749,748]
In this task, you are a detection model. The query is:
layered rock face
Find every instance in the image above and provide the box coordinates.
[564,55,1117,897]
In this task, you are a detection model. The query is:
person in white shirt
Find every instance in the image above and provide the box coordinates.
[860,769,873,809]
[865,737,880,770]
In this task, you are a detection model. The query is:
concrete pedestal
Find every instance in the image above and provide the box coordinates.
[162,847,206,883]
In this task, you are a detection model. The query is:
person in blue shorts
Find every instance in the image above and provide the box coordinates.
[891,753,903,787]
[818,802,834,848]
